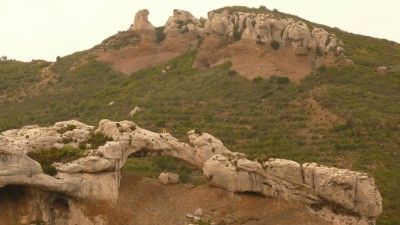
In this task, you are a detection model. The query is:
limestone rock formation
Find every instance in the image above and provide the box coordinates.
[0,120,92,155]
[164,9,200,34]
[129,9,156,39]
[0,119,382,225]
[281,21,311,48]
[197,9,343,57]
[204,156,382,225]
[376,66,394,75]
[205,11,235,36]
[159,172,179,185]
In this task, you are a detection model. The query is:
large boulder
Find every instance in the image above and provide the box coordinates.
[159,172,179,185]
[263,158,303,184]
[0,154,42,177]
[241,15,256,40]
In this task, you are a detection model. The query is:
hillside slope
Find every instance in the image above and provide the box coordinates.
[0,6,399,225]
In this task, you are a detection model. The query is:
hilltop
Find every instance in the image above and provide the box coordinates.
[0,5,399,225]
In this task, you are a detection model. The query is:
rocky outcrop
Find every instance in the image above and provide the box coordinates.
[159,8,343,56]
[0,119,382,225]
[129,9,156,39]
[164,9,200,35]
[376,66,394,75]
[196,10,343,56]
[204,154,382,225]
[97,8,349,80]
[159,172,179,185]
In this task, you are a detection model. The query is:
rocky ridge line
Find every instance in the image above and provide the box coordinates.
[0,119,381,225]
[131,8,348,59]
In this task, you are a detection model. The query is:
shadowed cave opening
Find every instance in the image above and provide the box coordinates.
[52,197,69,210]
[0,185,26,202]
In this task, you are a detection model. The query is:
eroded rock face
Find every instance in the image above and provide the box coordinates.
[204,156,382,225]
[129,9,156,39]
[164,9,200,34]
[205,11,235,36]
[0,119,382,225]
[0,120,92,155]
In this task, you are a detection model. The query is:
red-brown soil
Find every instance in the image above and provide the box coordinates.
[104,172,330,225]
[96,33,198,75]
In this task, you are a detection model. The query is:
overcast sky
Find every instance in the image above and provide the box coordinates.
[1,0,399,62]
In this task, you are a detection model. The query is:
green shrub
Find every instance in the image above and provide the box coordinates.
[227,70,237,76]
[155,26,166,43]
[252,76,263,83]
[80,131,113,149]
[233,29,243,41]
[57,124,77,134]
[276,76,290,84]
[27,146,85,176]
[271,40,280,50]
[316,46,324,56]
[61,137,73,144]
[197,35,205,48]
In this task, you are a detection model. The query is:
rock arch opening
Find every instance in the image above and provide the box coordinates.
[50,197,70,225]
[123,153,206,184]
[52,197,69,210]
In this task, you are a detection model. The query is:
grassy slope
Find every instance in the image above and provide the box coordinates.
[0,6,400,224]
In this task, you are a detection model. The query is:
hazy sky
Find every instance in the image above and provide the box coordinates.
[1,0,399,62]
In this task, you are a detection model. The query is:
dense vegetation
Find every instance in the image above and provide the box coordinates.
[1,6,399,224]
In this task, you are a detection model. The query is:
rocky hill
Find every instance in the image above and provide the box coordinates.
[92,7,351,81]
[0,119,381,225]
[0,6,399,225]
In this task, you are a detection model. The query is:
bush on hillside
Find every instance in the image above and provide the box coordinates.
[271,40,280,50]
[27,146,85,176]
[79,131,113,149]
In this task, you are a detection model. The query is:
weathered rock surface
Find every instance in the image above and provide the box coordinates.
[0,119,382,225]
[198,10,343,56]
[164,9,200,35]
[204,156,382,225]
[96,8,349,81]
[159,172,179,185]
[376,66,394,75]
[129,9,156,39]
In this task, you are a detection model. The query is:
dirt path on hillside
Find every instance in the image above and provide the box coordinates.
[105,173,330,225]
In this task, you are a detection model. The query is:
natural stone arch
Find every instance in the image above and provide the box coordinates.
[0,119,383,225]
